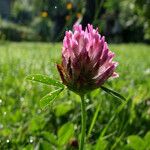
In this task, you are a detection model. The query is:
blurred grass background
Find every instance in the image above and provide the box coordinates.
[0,42,150,149]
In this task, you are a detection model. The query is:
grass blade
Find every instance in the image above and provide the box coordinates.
[101,86,126,102]
[100,98,129,138]
[87,101,101,138]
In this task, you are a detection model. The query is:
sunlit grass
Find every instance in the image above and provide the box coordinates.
[0,42,150,149]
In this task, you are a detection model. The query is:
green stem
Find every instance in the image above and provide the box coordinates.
[79,95,86,150]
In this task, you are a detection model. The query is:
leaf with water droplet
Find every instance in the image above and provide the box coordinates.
[26,74,64,88]
[40,88,64,109]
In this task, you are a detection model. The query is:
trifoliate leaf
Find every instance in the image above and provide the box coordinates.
[26,74,64,88]
[40,88,63,109]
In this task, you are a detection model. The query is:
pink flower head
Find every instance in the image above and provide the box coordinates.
[57,24,118,94]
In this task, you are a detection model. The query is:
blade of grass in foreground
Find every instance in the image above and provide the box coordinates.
[99,97,129,139]
[101,86,126,102]
[87,100,102,138]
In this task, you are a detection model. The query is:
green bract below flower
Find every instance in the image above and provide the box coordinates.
[57,24,118,95]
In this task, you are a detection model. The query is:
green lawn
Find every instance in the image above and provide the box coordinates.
[0,42,150,149]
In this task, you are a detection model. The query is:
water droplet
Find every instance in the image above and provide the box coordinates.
[0,124,3,129]
[37,109,41,114]
[144,68,150,75]
[22,113,26,117]
[6,139,9,143]
[147,101,150,106]
[74,124,77,130]
[29,136,34,143]
[68,101,71,105]
[54,6,57,9]
[3,112,7,116]
[0,99,2,105]
[30,139,33,143]
[92,128,96,132]
[85,99,90,103]
[32,77,35,80]
[20,97,24,102]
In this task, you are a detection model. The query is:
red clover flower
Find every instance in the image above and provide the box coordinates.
[57,24,118,95]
